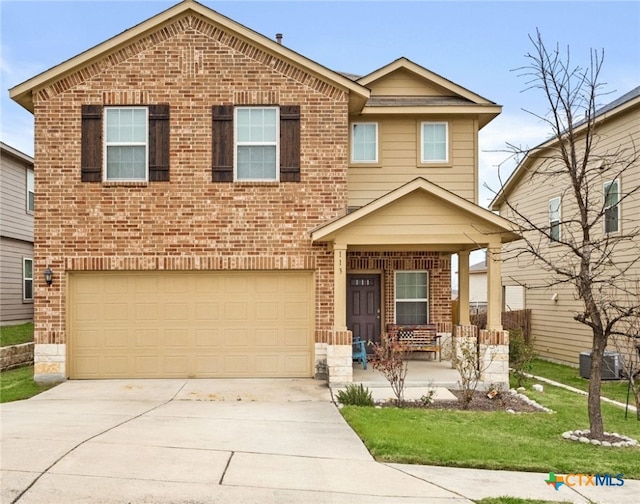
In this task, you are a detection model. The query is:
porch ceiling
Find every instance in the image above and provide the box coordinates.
[311,178,521,251]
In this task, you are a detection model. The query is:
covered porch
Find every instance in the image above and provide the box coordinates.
[311,178,520,385]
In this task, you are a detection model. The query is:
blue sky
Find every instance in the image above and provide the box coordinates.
[1,0,639,210]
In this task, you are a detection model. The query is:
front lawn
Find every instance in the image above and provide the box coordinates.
[0,322,34,347]
[529,358,632,405]
[341,381,640,478]
[0,365,56,403]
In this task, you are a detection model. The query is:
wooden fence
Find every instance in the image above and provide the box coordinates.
[470,309,532,343]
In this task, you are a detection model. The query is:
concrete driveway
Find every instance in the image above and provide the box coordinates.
[2,379,639,504]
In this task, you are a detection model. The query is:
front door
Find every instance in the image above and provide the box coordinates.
[346,274,381,352]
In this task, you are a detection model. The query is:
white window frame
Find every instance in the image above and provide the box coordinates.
[549,196,561,242]
[421,121,449,163]
[234,106,280,182]
[23,257,33,302]
[351,122,378,163]
[104,106,149,182]
[394,270,430,324]
[603,179,620,234]
[26,169,34,213]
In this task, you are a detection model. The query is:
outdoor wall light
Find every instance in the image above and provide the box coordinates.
[44,267,53,286]
[551,293,558,302]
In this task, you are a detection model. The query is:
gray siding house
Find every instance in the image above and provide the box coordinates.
[1,142,35,325]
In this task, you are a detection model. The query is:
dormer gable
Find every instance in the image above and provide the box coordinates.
[356,58,501,129]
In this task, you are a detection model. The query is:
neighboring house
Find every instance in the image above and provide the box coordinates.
[491,86,640,365]
[469,258,487,313]
[0,142,35,325]
[10,0,518,383]
[467,255,524,313]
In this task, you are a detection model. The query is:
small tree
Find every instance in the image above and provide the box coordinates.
[493,30,640,439]
[371,334,410,404]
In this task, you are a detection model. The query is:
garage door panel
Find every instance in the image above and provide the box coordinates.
[195,329,221,347]
[284,354,310,374]
[195,302,219,320]
[194,355,222,374]
[255,355,279,374]
[255,329,278,347]
[69,271,313,379]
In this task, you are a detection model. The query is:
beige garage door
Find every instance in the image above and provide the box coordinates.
[68,271,314,379]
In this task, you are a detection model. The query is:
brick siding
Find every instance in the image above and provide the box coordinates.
[32,15,347,347]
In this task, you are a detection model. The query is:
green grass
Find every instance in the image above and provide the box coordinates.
[341,382,640,478]
[475,499,571,504]
[0,322,34,347]
[529,358,631,404]
[0,365,56,403]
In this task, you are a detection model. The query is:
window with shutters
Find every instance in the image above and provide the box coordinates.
[105,107,148,181]
[212,105,300,183]
[81,104,169,183]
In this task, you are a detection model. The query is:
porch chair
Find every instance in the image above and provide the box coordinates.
[352,337,367,370]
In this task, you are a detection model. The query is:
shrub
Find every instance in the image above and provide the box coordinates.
[509,328,536,387]
[371,334,411,404]
[336,383,374,406]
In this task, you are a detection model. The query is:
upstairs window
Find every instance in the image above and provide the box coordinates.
[604,179,619,234]
[421,122,448,163]
[395,271,429,325]
[26,169,34,212]
[549,197,561,242]
[105,107,148,181]
[23,258,33,302]
[235,107,279,181]
[212,105,300,183]
[351,123,378,163]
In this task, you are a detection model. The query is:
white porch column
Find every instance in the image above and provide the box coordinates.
[333,242,348,330]
[486,242,503,331]
[458,250,470,326]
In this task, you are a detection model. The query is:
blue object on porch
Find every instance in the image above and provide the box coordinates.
[352,337,367,370]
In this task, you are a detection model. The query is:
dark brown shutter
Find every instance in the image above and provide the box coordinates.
[212,105,234,182]
[81,105,103,182]
[149,104,170,182]
[280,105,301,182]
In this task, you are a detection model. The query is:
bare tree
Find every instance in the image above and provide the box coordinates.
[493,30,640,439]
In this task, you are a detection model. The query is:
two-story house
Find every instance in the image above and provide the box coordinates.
[0,142,35,325]
[10,0,518,383]
[491,86,640,366]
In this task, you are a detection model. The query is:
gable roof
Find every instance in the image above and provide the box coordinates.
[355,58,502,129]
[311,177,520,247]
[9,0,369,113]
[490,85,640,210]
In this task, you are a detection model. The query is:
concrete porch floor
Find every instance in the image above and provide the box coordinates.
[336,359,463,403]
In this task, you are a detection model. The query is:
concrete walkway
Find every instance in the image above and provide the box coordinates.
[1,379,638,504]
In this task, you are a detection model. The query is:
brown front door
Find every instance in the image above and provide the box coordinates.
[347,274,381,352]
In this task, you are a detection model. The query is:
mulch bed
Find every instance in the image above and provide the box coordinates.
[384,390,543,413]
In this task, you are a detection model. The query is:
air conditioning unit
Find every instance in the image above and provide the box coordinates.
[579,351,620,380]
